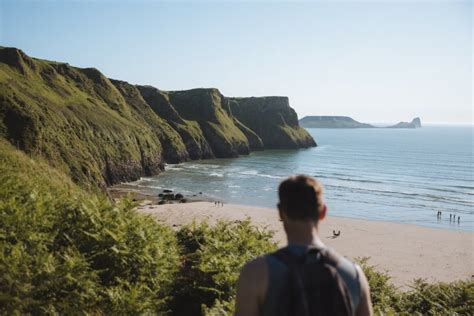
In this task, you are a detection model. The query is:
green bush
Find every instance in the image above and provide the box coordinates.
[170,220,277,315]
[357,257,474,316]
[356,257,402,314]
[0,141,180,314]
[400,279,474,315]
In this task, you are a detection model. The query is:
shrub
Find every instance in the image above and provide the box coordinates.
[356,257,402,314]
[400,279,474,315]
[357,257,474,315]
[170,220,277,315]
[0,141,180,314]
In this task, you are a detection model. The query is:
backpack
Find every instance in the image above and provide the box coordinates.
[271,246,356,316]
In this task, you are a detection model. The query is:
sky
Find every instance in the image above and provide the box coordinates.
[0,0,472,124]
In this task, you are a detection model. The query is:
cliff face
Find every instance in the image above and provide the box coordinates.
[0,48,176,189]
[163,89,251,157]
[137,85,215,160]
[229,97,316,148]
[0,47,316,190]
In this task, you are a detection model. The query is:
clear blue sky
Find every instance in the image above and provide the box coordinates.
[1,0,472,124]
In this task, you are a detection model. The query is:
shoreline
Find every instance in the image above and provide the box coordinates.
[110,184,472,233]
[137,201,473,289]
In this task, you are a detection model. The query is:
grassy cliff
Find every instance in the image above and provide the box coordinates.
[0,47,315,190]
[0,47,182,190]
[229,96,316,149]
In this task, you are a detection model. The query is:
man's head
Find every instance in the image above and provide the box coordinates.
[278,175,326,223]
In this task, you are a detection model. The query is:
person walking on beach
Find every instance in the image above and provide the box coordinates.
[235,175,373,316]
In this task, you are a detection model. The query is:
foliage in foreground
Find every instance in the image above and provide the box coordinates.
[171,220,277,315]
[357,257,474,315]
[0,140,180,314]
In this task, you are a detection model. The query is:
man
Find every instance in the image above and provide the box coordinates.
[235,175,373,316]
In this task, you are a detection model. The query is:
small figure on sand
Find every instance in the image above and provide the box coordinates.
[332,230,340,237]
[458,216,460,224]
[450,214,452,221]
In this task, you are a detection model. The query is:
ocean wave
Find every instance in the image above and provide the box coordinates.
[132,184,164,190]
[451,185,474,190]
[315,174,384,185]
[209,172,224,177]
[256,173,284,179]
[166,166,184,171]
[325,184,473,207]
[137,177,154,182]
[240,169,259,175]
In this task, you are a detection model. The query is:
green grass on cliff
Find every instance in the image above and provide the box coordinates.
[0,49,189,189]
[0,48,316,191]
[165,89,251,157]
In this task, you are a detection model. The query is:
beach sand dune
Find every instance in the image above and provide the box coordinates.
[138,202,473,288]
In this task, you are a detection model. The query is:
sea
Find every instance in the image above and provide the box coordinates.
[129,125,473,232]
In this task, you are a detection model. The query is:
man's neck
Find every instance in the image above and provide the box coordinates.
[285,220,325,248]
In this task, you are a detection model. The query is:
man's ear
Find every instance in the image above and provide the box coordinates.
[277,203,286,222]
[319,204,327,221]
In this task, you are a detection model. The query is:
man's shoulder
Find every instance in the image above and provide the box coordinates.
[240,255,267,278]
[237,255,269,309]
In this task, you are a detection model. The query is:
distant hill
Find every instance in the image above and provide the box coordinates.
[299,116,422,129]
[299,116,375,128]
[387,117,422,129]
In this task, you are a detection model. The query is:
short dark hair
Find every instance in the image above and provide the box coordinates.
[278,175,324,221]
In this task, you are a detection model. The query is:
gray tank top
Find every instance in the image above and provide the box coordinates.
[260,245,361,316]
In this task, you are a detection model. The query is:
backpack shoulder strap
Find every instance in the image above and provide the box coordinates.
[319,247,362,312]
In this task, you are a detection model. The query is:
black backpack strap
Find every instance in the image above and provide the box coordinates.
[318,247,362,312]
[271,247,312,316]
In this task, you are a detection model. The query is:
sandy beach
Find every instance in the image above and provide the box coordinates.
[138,201,473,288]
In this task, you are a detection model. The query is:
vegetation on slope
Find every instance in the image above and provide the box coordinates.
[165,88,251,157]
[0,140,179,314]
[137,85,215,160]
[0,47,177,190]
[356,257,473,315]
[0,47,316,191]
[229,96,316,149]
[170,220,276,315]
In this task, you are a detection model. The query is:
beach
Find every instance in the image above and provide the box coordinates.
[138,201,473,288]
